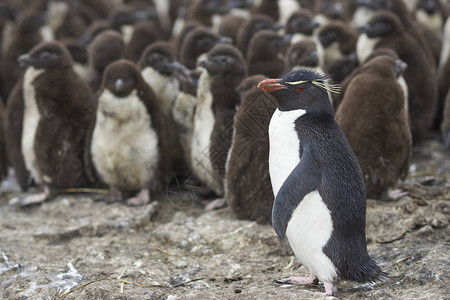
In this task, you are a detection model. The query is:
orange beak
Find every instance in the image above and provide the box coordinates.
[257,78,286,92]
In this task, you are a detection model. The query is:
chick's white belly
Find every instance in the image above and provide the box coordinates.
[285,190,337,282]
[91,90,159,190]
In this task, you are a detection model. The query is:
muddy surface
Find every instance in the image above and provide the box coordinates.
[0,137,449,300]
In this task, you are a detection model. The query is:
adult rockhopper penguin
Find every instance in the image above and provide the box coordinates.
[258,69,386,296]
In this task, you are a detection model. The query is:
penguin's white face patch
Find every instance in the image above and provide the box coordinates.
[268,108,305,197]
[286,190,337,282]
[22,67,45,184]
[356,33,380,64]
[91,89,159,190]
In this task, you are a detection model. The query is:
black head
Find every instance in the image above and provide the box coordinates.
[180,27,226,68]
[102,59,140,98]
[236,74,267,97]
[191,0,230,16]
[257,68,338,113]
[198,44,246,77]
[285,10,319,35]
[318,21,357,53]
[79,19,109,44]
[138,42,185,76]
[416,0,439,15]
[315,0,346,20]
[356,0,391,10]
[19,41,73,69]
[61,38,88,64]
[109,5,155,30]
[16,12,47,34]
[358,10,402,38]
[285,40,319,69]
[247,30,291,59]
[89,30,125,71]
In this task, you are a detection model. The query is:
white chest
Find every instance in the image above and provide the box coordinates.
[268,108,305,197]
[323,41,343,67]
[21,67,44,184]
[415,10,442,37]
[285,190,337,282]
[190,70,223,194]
[351,7,374,28]
[121,25,134,45]
[91,89,159,190]
[439,18,450,68]
[279,0,301,25]
[398,74,409,120]
[356,33,380,64]
[141,67,180,117]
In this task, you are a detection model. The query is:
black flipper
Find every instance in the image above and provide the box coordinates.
[272,144,322,238]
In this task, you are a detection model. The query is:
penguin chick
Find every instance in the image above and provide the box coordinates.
[236,14,279,59]
[414,0,447,37]
[335,56,412,199]
[1,11,49,99]
[225,75,277,224]
[334,47,401,110]
[352,0,438,67]
[124,20,159,63]
[191,43,246,199]
[247,30,291,78]
[88,30,125,92]
[138,41,186,170]
[258,68,386,296]
[13,41,94,204]
[284,40,322,73]
[86,59,168,206]
[187,0,230,32]
[317,20,358,73]
[252,0,279,24]
[179,26,229,69]
[79,19,110,44]
[357,10,437,141]
[285,9,320,43]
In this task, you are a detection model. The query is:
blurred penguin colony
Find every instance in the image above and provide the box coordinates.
[0,0,449,220]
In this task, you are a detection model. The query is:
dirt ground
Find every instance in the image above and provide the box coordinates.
[0,136,449,300]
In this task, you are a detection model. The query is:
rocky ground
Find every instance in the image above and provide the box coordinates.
[0,137,449,300]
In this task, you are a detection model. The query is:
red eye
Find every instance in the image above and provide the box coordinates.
[297,88,304,92]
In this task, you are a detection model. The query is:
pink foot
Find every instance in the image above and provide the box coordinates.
[20,186,50,206]
[274,273,318,285]
[388,189,408,200]
[126,188,150,206]
[323,281,338,296]
[204,197,226,210]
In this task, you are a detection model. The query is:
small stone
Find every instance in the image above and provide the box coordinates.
[402,201,416,214]
[234,289,242,294]
[414,225,433,237]
[430,214,448,228]
[414,215,428,227]
[414,199,428,206]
